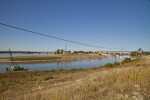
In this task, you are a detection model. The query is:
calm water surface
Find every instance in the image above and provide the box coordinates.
[0,53,55,57]
[0,57,120,73]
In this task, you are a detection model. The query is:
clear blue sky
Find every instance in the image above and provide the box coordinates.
[0,0,150,51]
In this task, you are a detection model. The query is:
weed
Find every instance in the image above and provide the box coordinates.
[114,62,120,65]
[128,72,147,81]
[70,68,83,71]
[59,69,65,71]
[43,76,54,81]
[122,59,132,63]
[104,63,114,67]
[50,69,56,72]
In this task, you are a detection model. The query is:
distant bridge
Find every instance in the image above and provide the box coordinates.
[101,51,133,54]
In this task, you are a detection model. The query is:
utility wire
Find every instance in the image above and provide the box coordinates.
[0,22,120,49]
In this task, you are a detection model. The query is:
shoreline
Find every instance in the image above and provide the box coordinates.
[1,56,149,100]
[0,54,110,63]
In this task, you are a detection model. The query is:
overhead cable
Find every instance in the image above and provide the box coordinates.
[0,22,120,49]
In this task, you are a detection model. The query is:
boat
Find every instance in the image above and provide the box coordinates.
[119,55,135,61]
[6,49,30,72]
[6,65,30,72]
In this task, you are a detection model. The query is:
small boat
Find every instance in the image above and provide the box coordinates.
[119,55,135,61]
[6,49,30,72]
[6,65,30,72]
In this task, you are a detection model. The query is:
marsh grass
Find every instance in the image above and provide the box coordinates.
[104,62,120,67]
[122,59,132,63]
[33,68,83,73]
[69,68,83,72]
[114,62,120,65]
[104,62,114,67]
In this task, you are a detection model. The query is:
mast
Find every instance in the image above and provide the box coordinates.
[120,46,123,66]
[9,48,15,69]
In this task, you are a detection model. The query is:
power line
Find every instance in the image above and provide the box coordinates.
[0,22,120,49]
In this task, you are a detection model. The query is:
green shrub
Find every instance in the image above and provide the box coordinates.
[122,59,132,63]
[70,68,83,72]
[105,63,114,67]
[41,70,50,72]
[70,68,77,71]
[59,69,65,71]
[130,52,137,57]
[114,62,120,65]
[50,69,56,72]
[43,76,54,81]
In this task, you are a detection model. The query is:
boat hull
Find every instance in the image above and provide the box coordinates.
[6,69,30,72]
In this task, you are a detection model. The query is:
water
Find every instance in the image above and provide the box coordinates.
[0,53,55,57]
[0,57,120,73]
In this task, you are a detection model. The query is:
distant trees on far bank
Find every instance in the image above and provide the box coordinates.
[73,51,94,54]
[56,49,60,54]
[56,49,94,55]
[130,48,150,57]
[56,49,71,54]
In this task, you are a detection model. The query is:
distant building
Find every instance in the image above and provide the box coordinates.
[63,51,67,54]
[137,48,143,53]
[96,51,103,55]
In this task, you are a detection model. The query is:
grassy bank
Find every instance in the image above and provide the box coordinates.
[0,56,149,100]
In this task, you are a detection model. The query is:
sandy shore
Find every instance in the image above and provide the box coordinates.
[0,53,110,63]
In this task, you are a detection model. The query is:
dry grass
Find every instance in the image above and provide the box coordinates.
[0,56,150,100]
[0,68,92,99]
[0,53,105,63]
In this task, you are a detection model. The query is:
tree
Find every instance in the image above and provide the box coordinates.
[137,48,143,53]
[68,50,71,53]
[130,51,137,57]
[60,49,64,54]
[73,51,78,54]
[56,49,60,54]
[88,51,93,53]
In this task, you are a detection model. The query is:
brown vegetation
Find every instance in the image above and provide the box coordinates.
[0,53,106,63]
[0,56,150,100]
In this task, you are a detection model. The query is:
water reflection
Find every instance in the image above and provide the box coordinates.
[0,57,120,73]
[0,53,55,57]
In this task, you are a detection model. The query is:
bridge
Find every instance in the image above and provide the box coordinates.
[102,51,133,53]
[101,51,133,55]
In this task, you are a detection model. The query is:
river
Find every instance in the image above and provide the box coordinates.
[0,53,55,57]
[0,56,120,73]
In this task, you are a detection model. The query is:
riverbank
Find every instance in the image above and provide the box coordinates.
[0,56,150,100]
[0,53,109,63]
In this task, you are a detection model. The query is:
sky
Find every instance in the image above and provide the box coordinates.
[0,0,150,51]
